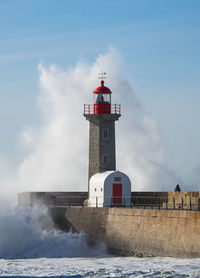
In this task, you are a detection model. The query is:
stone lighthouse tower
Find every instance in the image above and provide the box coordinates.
[84,77,121,183]
[84,75,131,208]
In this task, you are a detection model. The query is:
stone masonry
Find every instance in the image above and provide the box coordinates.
[84,114,120,185]
[49,207,200,258]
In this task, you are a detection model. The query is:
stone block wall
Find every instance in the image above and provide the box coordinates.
[59,207,200,258]
[17,192,88,207]
[168,192,200,210]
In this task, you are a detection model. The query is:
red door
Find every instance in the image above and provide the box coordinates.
[112,184,122,205]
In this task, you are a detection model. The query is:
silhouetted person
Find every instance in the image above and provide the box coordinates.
[175,184,181,192]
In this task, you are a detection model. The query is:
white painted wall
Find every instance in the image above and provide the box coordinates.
[88,170,131,207]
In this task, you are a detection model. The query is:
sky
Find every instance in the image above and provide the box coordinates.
[0,0,200,193]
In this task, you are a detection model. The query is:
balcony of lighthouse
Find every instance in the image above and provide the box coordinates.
[83,104,121,115]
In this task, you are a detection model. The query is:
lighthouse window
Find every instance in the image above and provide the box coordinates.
[103,94,111,103]
[103,154,109,165]
[95,94,104,103]
[103,129,109,139]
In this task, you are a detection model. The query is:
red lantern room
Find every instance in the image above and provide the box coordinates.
[93,80,112,114]
[83,73,120,115]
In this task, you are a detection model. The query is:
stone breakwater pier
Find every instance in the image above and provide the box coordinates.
[49,207,200,258]
[18,191,200,257]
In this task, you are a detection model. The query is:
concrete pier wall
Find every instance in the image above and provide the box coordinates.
[50,207,200,258]
[18,192,88,207]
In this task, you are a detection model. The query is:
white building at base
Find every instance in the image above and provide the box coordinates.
[88,170,131,207]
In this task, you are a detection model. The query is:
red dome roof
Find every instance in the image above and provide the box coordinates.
[93,80,112,94]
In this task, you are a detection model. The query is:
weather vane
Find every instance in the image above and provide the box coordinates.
[98,69,107,80]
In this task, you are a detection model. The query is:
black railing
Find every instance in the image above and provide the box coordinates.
[46,195,86,208]
[131,196,200,211]
[45,195,200,211]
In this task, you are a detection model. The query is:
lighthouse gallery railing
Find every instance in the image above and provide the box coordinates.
[84,104,121,114]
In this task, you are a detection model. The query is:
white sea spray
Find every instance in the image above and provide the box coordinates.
[0,204,107,259]
[16,49,177,193]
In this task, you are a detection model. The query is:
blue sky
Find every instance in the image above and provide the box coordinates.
[0,0,200,187]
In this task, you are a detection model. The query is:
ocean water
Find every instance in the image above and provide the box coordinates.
[1,257,200,277]
[0,206,200,277]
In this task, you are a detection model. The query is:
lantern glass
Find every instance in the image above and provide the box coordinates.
[93,93,111,104]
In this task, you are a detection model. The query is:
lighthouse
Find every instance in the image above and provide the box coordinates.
[84,74,131,207]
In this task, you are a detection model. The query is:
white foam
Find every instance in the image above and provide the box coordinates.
[0,205,107,259]
[0,257,200,277]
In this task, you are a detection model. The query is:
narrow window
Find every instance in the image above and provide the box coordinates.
[94,188,97,192]
[103,154,109,165]
[101,188,103,192]
[103,128,109,139]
